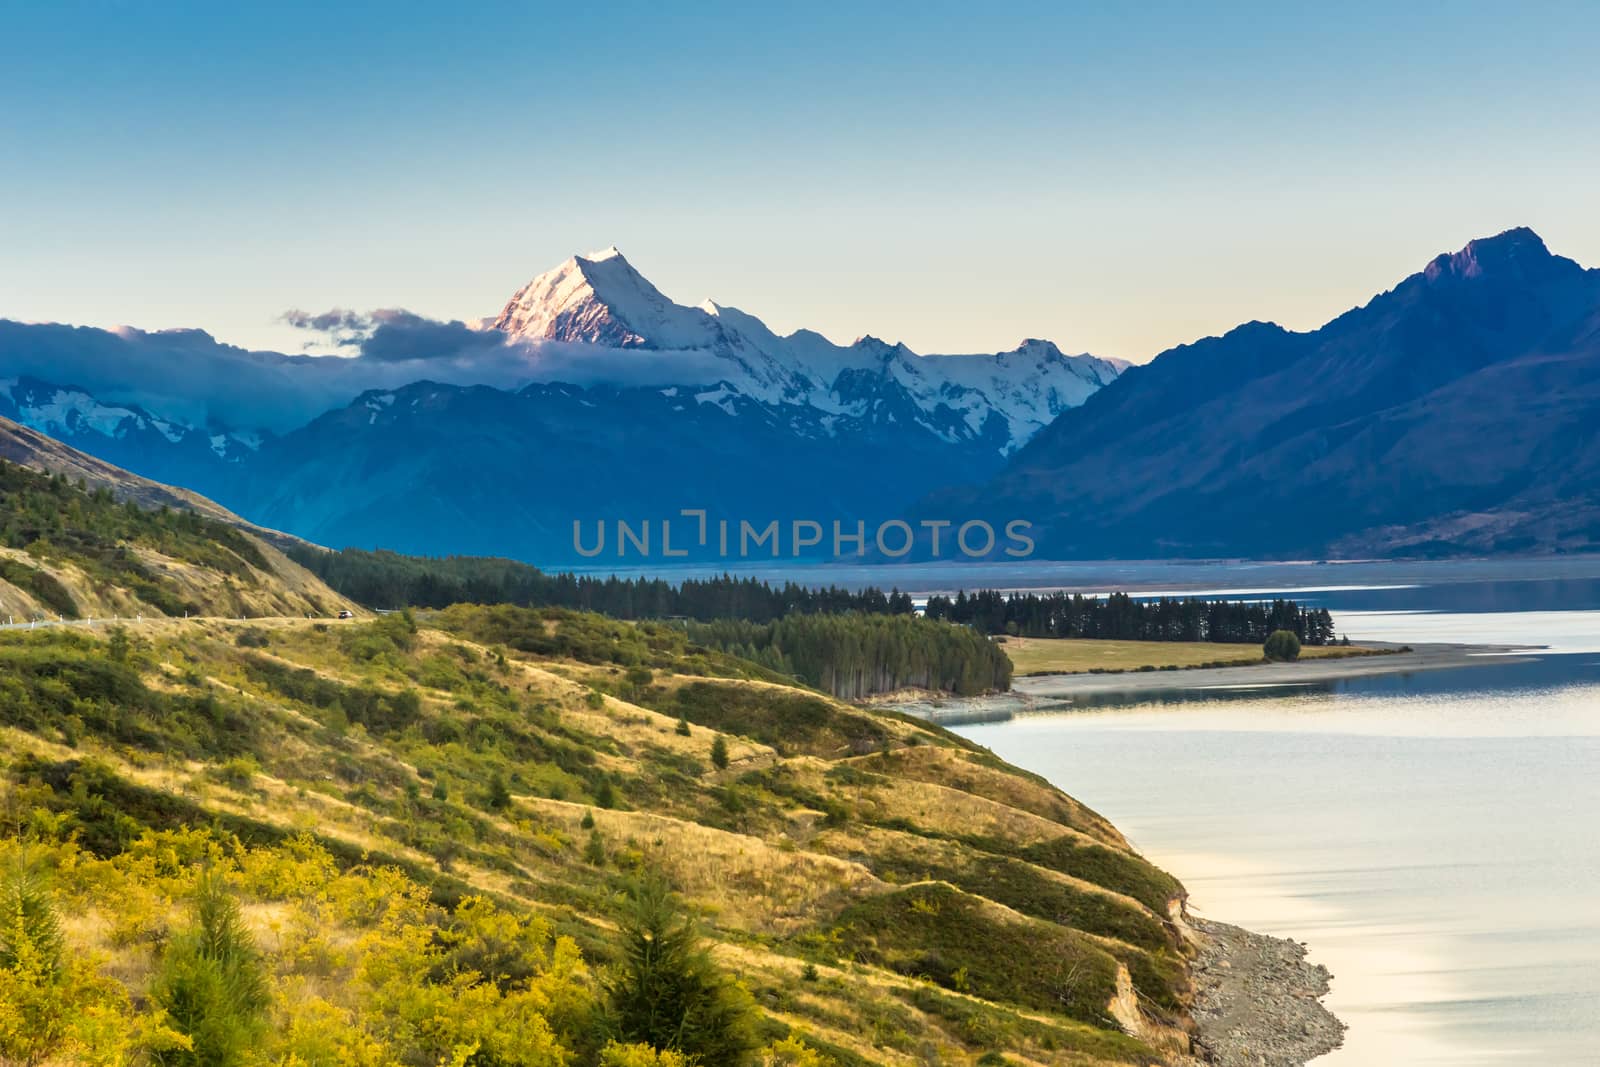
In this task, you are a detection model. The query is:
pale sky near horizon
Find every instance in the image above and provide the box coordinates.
[4,1,1599,364]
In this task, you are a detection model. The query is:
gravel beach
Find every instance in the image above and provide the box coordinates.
[1188,916,1346,1066]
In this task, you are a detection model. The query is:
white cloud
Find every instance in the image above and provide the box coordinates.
[0,312,737,432]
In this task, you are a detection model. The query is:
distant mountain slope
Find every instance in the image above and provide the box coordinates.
[0,416,354,618]
[234,378,1008,561]
[930,228,1600,559]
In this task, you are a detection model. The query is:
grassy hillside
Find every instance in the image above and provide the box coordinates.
[0,598,1204,1066]
[0,460,355,620]
[0,415,316,554]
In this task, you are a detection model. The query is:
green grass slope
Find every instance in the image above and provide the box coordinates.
[0,486,1205,1066]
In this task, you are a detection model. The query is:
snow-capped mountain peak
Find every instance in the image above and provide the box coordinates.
[492,249,1125,452]
[493,246,726,351]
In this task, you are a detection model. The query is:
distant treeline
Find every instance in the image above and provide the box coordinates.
[287,546,916,621]
[924,590,1339,645]
[287,547,1336,649]
[688,614,1012,700]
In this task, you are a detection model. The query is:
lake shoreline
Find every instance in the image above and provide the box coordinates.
[1187,916,1347,1066]
[884,641,1532,725]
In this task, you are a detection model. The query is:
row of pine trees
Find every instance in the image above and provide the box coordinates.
[924,590,1339,645]
[289,546,917,621]
[688,614,1012,700]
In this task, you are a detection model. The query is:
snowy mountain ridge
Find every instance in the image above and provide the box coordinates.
[0,376,262,461]
[494,247,1122,452]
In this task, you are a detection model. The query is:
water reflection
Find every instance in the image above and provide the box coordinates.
[1043,653,1600,710]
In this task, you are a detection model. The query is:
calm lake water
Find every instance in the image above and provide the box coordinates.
[954,570,1600,1065]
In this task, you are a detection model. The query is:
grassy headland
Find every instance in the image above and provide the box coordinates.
[1001,636,1385,676]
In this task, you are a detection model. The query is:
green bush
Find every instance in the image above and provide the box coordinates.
[1263,630,1302,662]
[483,772,513,811]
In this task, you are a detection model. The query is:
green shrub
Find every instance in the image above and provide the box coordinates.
[1263,630,1302,662]
[483,772,513,811]
[233,629,270,649]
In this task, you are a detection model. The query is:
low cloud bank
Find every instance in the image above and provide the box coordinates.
[0,309,738,433]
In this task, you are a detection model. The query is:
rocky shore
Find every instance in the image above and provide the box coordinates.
[1188,916,1345,1066]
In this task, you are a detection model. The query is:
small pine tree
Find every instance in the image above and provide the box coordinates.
[595,778,617,809]
[152,871,269,1067]
[710,737,729,771]
[485,772,513,811]
[584,829,608,867]
[600,874,760,1065]
[581,810,597,830]
[675,717,691,737]
[0,858,64,976]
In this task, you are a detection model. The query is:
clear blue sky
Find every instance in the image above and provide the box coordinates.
[4,1,1598,362]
